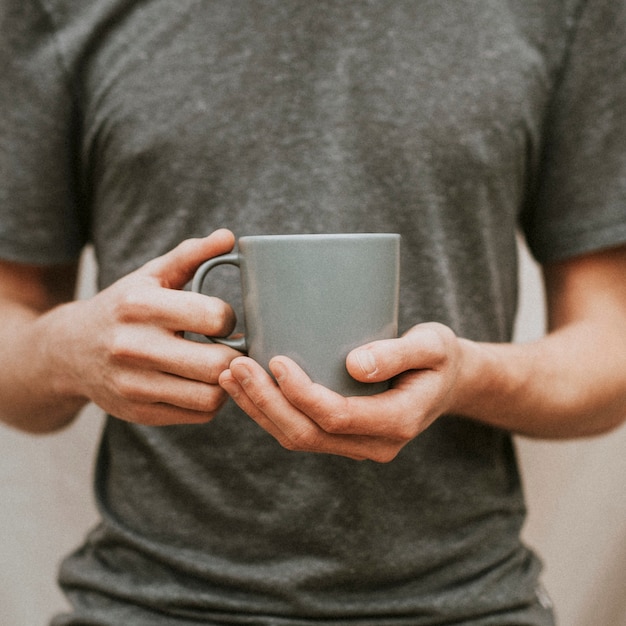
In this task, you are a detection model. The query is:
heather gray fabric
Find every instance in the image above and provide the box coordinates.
[1,1,625,624]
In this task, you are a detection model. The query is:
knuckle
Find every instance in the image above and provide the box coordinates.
[107,329,132,362]
[424,326,448,353]
[300,392,351,433]
[196,297,236,337]
[200,361,222,385]
[200,387,229,414]
[284,426,324,452]
[369,446,402,464]
[430,321,457,345]
[393,423,416,442]
[318,408,351,435]
[280,438,300,452]
[420,323,456,366]
[187,348,225,385]
[249,388,274,414]
[125,403,154,425]
[212,301,236,335]
[106,328,148,366]
[393,415,423,441]
[111,287,148,323]
[109,372,147,403]
[177,238,199,255]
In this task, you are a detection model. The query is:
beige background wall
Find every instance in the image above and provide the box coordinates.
[1,241,625,625]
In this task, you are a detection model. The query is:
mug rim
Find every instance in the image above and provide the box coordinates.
[238,233,400,243]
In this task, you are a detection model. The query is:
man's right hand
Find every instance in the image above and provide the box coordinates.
[0,229,242,431]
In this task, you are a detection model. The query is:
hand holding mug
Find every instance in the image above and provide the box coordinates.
[57,230,242,426]
[219,322,464,462]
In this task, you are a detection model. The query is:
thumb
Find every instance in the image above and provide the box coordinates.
[346,323,456,383]
[141,229,235,289]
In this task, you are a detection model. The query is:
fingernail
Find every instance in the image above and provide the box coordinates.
[230,359,253,386]
[355,350,378,378]
[270,360,287,383]
[219,372,238,396]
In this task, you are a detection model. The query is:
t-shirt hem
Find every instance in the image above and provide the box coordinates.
[527,220,626,265]
[0,237,85,266]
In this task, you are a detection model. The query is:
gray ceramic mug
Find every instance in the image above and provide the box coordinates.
[191,233,400,396]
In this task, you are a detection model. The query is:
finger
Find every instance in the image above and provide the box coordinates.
[219,369,386,461]
[110,328,240,384]
[166,290,238,338]
[155,378,230,414]
[114,401,222,427]
[346,322,456,383]
[105,366,230,415]
[162,339,241,383]
[107,286,238,339]
[142,229,235,289]
[218,367,296,443]
[270,356,430,441]
[222,358,403,461]
[220,357,313,441]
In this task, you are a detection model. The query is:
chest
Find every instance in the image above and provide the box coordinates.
[75,1,563,192]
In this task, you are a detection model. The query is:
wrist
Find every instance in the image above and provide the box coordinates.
[448,338,529,427]
[38,301,87,396]
[26,302,89,430]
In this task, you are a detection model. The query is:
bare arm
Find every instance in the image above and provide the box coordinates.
[0,260,86,432]
[0,230,242,434]
[452,244,626,437]
[219,245,626,461]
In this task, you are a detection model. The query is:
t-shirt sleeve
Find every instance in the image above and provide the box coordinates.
[522,0,626,264]
[0,1,86,265]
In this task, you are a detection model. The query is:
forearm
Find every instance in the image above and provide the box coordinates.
[455,321,626,438]
[220,246,626,461]
[0,300,88,433]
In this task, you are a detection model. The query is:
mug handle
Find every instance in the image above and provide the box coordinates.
[190,253,248,352]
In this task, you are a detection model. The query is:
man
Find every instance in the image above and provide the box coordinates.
[1,1,625,624]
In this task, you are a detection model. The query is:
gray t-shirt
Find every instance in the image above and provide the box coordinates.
[1,1,625,624]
